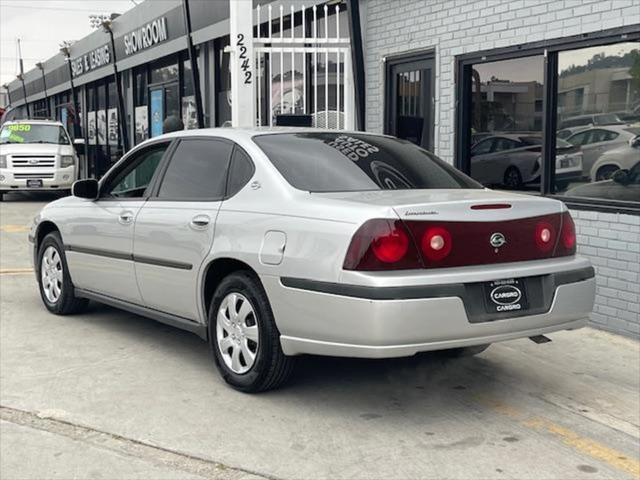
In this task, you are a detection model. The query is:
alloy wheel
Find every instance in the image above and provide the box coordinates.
[41,246,63,303]
[216,292,259,374]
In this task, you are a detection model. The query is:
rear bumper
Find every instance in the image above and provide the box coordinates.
[263,258,595,358]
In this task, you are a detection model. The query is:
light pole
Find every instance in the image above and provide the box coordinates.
[16,73,30,117]
[35,62,50,118]
[101,18,129,152]
[182,0,204,128]
[3,83,12,107]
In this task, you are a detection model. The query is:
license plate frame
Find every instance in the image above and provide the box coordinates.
[26,179,44,188]
[483,278,529,314]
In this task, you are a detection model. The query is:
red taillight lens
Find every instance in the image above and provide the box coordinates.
[534,221,555,252]
[372,226,409,263]
[343,219,422,271]
[560,211,576,253]
[421,226,453,262]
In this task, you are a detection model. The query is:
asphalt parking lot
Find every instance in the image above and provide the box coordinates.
[1,193,639,480]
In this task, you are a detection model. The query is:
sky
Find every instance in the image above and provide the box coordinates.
[0,0,139,86]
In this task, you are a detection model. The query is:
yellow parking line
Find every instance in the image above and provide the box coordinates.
[0,268,33,275]
[0,225,30,233]
[524,418,640,477]
[477,396,640,477]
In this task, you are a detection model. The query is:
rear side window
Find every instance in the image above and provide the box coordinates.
[226,147,255,197]
[158,139,233,200]
[254,133,481,192]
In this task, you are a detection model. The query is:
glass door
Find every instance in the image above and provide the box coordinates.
[149,82,180,137]
[386,55,434,151]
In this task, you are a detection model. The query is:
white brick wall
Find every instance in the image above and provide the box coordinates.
[362,0,640,337]
[363,0,640,163]
[572,210,640,338]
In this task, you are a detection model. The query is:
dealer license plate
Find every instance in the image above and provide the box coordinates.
[484,278,529,314]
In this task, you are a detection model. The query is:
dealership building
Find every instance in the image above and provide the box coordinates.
[4,0,639,337]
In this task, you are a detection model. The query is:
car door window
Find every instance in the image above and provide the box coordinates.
[602,130,619,142]
[226,147,255,198]
[103,143,169,198]
[471,139,493,155]
[157,138,233,200]
[568,130,590,146]
[493,138,520,152]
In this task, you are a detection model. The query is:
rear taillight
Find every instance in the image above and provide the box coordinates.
[344,212,576,271]
[558,211,576,255]
[421,227,453,262]
[534,221,555,252]
[343,219,422,271]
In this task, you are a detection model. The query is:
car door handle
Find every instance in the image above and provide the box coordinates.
[190,214,211,230]
[119,211,134,225]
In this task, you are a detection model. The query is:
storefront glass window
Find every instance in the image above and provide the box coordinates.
[556,41,640,202]
[134,68,148,144]
[107,81,119,148]
[468,55,544,192]
[150,57,179,84]
[182,57,197,129]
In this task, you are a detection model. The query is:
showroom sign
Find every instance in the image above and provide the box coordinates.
[123,17,168,56]
[70,45,111,78]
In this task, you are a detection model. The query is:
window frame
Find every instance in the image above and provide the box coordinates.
[455,25,640,215]
[147,136,235,202]
[97,139,175,201]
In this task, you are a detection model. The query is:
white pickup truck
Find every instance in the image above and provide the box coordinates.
[0,120,79,201]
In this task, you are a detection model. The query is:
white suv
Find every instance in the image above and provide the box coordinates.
[0,120,78,200]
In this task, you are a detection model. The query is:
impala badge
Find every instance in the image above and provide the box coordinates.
[490,232,506,249]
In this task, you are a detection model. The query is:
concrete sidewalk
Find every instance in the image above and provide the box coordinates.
[1,197,639,480]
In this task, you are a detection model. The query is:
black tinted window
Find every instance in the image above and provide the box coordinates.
[105,143,168,198]
[254,133,481,192]
[226,147,255,197]
[158,139,232,199]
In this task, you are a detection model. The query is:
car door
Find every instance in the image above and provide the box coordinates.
[470,138,496,185]
[133,137,234,321]
[63,141,171,303]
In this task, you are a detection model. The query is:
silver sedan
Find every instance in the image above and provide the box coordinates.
[29,129,595,392]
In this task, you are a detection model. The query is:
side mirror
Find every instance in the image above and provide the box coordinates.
[72,179,99,199]
[612,169,630,186]
[73,137,86,155]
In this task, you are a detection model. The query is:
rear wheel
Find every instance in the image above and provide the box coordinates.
[595,165,619,181]
[503,167,522,189]
[208,271,295,392]
[37,232,88,314]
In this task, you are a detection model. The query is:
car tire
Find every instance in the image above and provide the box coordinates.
[208,271,296,393]
[439,344,491,358]
[37,232,89,315]
[503,167,523,190]
[595,165,619,181]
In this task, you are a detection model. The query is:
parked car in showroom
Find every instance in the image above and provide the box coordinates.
[567,161,639,202]
[565,125,640,179]
[470,134,582,189]
[589,134,640,181]
[0,120,78,200]
[559,113,625,129]
[29,129,595,392]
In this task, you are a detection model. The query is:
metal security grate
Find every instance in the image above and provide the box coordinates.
[254,3,354,130]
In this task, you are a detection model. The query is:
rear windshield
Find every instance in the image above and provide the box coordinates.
[253,133,481,192]
[0,124,70,145]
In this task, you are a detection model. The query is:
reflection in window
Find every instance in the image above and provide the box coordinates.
[558,42,640,203]
[469,56,544,191]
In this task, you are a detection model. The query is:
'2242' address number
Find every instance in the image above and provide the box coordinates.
[237,34,252,85]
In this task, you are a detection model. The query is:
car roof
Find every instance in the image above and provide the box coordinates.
[141,127,387,144]
[3,119,63,126]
